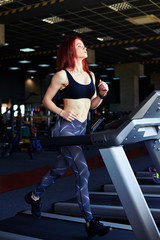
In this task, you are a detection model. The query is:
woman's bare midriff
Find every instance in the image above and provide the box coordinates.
[63,98,91,122]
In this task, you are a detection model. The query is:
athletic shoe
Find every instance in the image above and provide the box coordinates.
[85,217,111,237]
[148,167,160,184]
[25,192,41,218]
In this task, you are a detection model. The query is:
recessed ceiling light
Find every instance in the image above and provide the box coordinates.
[100,75,108,77]
[88,63,98,67]
[42,16,64,24]
[49,73,55,76]
[108,2,133,12]
[126,14,160,25]
[20,48,35,52]
[113,77,120,80]
[9,67,20,70]
[97,36,114,41]
[105,67,114,71]
[139,52,152,56]
[125,46,139,51]
[52,56,57,59]
[0,0,13,6]
[38,64,50,67]
[27,70,37,73]
[73,27,93,34]
[139,75,147,78]
[18,60,31,64]
[97,37,104,42]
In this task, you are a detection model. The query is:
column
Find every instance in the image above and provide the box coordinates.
[150,73,160,91]
[115,62,143,112]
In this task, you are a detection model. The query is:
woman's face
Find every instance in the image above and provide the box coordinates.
[74,38,88,59]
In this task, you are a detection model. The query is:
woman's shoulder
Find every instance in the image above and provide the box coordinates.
[52,70,67,81]
[89,71,95,82]
[89,71,95,77]
[51,70,68,87]
[54,69,67,78]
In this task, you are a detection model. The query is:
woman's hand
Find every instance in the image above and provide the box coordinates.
[98,80,109,96]
[60,110,78,122]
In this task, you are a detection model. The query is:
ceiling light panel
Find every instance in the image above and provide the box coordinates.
[139,52,152,56]
[38,64,50,67]
[42,16,65,24]
[152,29,160,34]
[126,15,160,25]
[20,48,35,52]
[0,0,14,6]
[18,60,31,64]
[27,70,37,73]
[108,2,133,12]
[73,27,93,34]
[9,67,20,70]
[97,36,114,41]
[125,46,139,51]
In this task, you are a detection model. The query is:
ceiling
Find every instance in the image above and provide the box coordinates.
[0,0,160,80]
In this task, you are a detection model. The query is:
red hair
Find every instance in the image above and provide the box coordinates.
[56,36,90,75]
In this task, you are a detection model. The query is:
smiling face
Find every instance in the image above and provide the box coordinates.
[74,38,88,60]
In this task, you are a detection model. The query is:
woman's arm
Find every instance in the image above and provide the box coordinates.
[42,70,66,116]
[90,73,109,109]
[43,70,78,121]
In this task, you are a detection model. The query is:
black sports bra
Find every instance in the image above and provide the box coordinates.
[60,69,95,99]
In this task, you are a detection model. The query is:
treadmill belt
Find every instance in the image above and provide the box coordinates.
[0,213,136,240]
[63,194,160,208]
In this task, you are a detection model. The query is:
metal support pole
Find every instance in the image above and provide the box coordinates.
[10,105,14,141]
[30,110,33,127]
[99,146,160,240]
[47,110,50,128]
[145,140,160,173]
[18,105,22,140]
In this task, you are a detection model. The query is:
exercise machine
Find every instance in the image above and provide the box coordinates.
[40,90,160,240]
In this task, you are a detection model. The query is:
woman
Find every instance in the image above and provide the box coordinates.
[25,36,110,237]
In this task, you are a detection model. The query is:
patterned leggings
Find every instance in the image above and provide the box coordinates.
[33,117,93,222]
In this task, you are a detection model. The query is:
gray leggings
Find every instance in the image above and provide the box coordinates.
[33,117,93,222]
